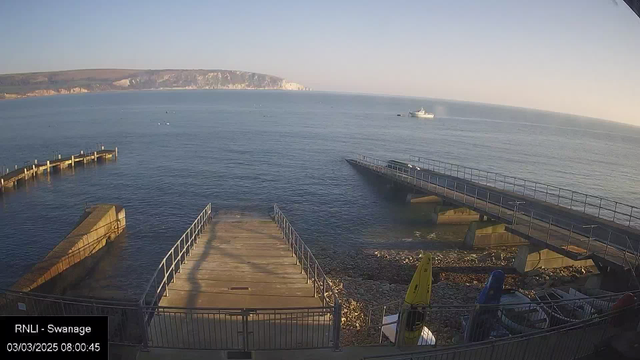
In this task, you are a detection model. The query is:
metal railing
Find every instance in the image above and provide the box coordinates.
[363,299,640,360]
[364,289,639,348]
[354,155,640,280]
[409,155,640,229]
[273,204,340,308]
[132,203,341,351]
[272,204,342,348]
[140,203,213,307]
[0,289,145,345]
[144,305,335,350]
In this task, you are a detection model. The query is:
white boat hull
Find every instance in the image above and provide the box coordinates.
[381,314,436,345]
[409,113,435,119]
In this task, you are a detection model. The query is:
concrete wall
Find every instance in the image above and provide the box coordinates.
[513,245,594,273]
[11,204,125,293]
[431,206,481,224]
[463,221,528,249]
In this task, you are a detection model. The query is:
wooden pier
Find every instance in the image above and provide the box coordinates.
[1,147,117,191]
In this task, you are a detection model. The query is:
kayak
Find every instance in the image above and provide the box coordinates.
[403,253,433,346]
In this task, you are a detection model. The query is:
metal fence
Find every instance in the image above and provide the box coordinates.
[140,203,213,307]
[363,298,640,360]
[0,289,145,345]
[273,204,340,308]
[354,155,640,285]
[272,204,342,349]
[409,155,640,229]
[365,289,639,348]
[144,305,335,350]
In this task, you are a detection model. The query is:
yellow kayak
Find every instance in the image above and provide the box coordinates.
[403,253,433,345]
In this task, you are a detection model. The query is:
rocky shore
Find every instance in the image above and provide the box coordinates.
[315,244,595,346]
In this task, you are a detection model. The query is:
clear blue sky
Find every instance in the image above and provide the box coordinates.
[1,0,639,125]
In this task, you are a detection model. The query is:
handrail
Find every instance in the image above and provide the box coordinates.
[355,155,640,274]
[409,155,640,229]
[272,204,340,307]
[139,203,212,306]
[272,204,342,350]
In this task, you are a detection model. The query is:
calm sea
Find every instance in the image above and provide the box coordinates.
[1,90,639,298]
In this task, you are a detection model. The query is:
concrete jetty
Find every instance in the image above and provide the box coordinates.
[145,211,333,350]
[1,146,117,192]
[10,204,126,293]
[159,213,321,308]
[349,155,640,287]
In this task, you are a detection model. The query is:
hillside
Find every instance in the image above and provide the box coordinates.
[0,69,310,99]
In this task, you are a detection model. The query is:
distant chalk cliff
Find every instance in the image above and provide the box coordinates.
[0,69,310,99]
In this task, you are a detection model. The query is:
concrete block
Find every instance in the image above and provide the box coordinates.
[11,204,126,293]
[431,206,481,224]
[513,245,594,274]
[463,221,528,249]
[407,194,442,204]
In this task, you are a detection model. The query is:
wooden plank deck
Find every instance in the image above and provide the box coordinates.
[158,214,323,309]
[149,213,332,350]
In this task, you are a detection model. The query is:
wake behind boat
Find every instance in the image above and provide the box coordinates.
[409,107,435,118]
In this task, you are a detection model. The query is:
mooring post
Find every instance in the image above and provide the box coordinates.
[94,151,97,162]
[71,156,74,168]
[115,147,118,158]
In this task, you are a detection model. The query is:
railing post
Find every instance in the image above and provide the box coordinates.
[307,251,310,284]
[333,301,342,351]
[486,191,489,212]
[570,192,574,209]
[528,210,533,235]
[613,202,618,222]
[171,249,175,282]
[163,261,168,297]
[177,241,182,270]
[474,187,478,207]
[547,217,552,243]
[323,278,327,306]
[314,263,318,297]
[137,302,150,350]
[568,224,574,246]
[463,184,467,204]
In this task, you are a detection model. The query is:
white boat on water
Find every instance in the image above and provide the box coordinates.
[409,107,435,118]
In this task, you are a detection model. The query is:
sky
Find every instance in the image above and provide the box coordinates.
[1,0,639,125]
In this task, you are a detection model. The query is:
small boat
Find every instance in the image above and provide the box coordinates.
[566,288,615,314]
[381,313,436,345]
[464,270,505,343]
[499,290,549,334]
[535,289,596,326]
[381,253,434,346]
[409,107,435,118]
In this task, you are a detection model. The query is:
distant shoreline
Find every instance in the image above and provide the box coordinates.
[0,68,310,100]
